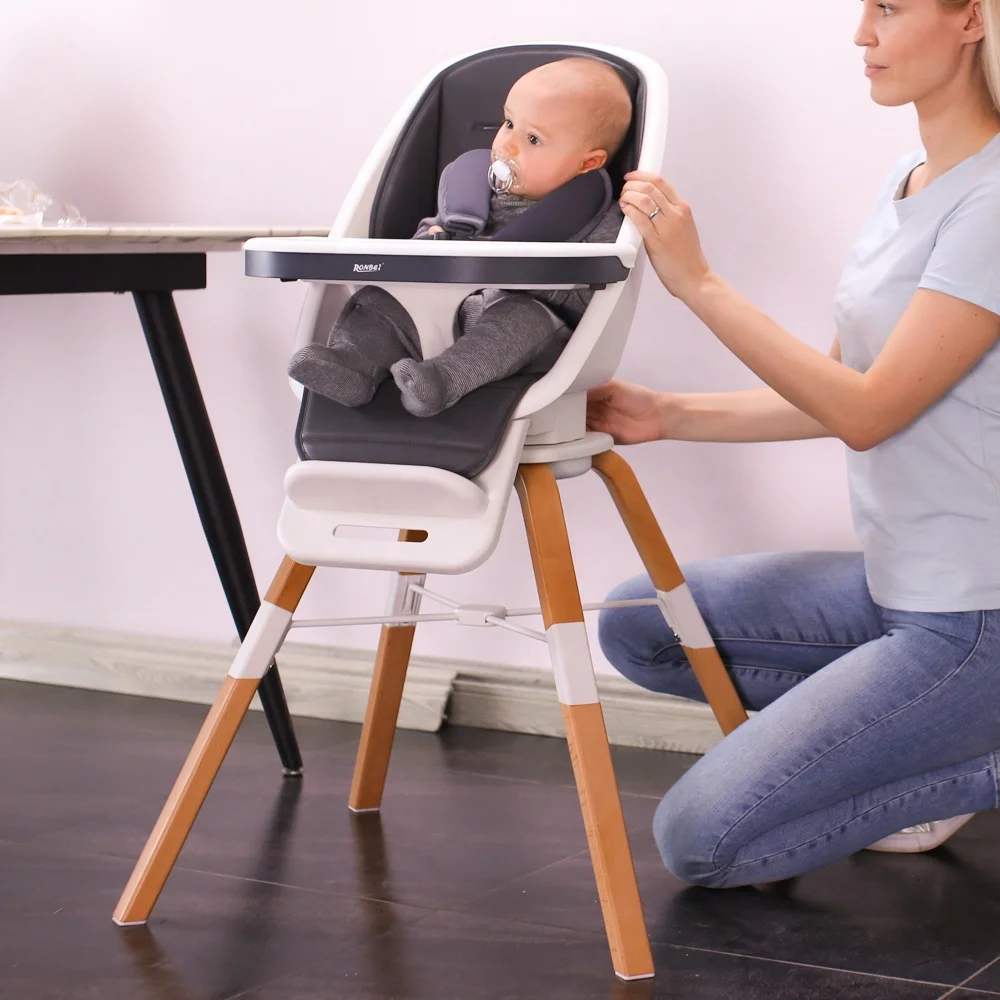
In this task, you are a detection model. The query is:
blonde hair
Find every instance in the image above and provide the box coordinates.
[941,0,1000,112]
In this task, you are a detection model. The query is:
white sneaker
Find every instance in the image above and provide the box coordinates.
[864,813,976,853]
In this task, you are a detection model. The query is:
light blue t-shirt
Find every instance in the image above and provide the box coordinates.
[834,132,1000,612]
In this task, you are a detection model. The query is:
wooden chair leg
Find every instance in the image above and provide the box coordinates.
[349,547,423,813]
[348,619,417,813]
[592,450,749,735]
[113,557,315,926]
[516,463,654,982]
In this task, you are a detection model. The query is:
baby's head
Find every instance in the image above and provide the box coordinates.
[491,57,633,201]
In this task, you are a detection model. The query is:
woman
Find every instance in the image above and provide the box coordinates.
[592,0,1000,887]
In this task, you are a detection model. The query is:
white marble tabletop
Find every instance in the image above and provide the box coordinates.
[0,225,330,255]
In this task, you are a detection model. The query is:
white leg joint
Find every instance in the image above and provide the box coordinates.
[384,573,425,624]
[657,584,714,650]
[228,603,293,680]
[546,622,600,706]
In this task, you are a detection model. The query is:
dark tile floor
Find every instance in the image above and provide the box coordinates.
[2,678,999,999]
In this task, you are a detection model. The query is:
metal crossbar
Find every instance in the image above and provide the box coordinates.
[287,584,660,644]
[408,583,460,609]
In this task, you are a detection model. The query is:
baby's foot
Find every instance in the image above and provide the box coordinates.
[288,344,383,407]
[392,359,449,417]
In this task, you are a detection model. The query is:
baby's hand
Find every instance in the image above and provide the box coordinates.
[427,225,445,235]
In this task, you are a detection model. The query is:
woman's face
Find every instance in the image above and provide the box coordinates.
[855,0,985,107]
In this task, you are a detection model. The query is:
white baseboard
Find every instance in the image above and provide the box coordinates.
[449,662,724,754]
[0,620,725,754]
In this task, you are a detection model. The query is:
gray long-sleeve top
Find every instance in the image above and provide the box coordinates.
[414,188,624,336]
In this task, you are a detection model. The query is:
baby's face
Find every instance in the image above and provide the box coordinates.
[491,72,606,200]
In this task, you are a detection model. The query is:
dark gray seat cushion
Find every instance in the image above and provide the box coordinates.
[296,374,538,479]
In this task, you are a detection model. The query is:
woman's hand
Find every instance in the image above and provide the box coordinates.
[586,380,670,444]
[620,171,712,300]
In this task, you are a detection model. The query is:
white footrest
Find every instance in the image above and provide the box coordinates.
[277,419,530,574]
[285,461,488,519]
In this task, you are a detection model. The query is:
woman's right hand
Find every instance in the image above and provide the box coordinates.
[586,380,670,444]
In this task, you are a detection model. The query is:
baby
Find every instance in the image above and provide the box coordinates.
[288,57,633,417]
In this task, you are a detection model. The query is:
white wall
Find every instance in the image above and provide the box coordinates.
[0,1,916,674]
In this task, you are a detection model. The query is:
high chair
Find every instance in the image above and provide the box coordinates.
[112,43,749,981]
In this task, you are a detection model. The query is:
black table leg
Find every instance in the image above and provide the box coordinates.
[132,289,303,776]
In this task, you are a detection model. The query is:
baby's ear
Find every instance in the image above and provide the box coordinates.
[580,148,608,174]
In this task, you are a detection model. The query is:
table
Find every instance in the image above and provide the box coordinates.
[0,225,330,775]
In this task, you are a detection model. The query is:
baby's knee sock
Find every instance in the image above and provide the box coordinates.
[392,294,568,417]
[288,287,420,406]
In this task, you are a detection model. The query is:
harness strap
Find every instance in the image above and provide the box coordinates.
[436,148,612,243]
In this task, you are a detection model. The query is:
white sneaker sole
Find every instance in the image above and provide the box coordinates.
[864,813,976,854]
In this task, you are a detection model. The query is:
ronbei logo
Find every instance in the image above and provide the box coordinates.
[353,263,383,273]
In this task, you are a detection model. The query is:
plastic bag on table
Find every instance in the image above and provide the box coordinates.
[0,179,85,227]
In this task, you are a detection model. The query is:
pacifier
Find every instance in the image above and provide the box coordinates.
[488,151,522,195]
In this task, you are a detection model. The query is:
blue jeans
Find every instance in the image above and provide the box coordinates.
[598,552,1000,888]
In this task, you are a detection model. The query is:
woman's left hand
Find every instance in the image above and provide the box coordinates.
[620,171,712,301]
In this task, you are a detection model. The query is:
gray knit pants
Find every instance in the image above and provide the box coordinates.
[287,286,570,417]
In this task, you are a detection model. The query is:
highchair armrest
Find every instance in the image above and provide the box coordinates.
[244,236,634,288]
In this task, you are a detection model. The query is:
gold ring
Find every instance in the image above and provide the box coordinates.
[649,207,661,220]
